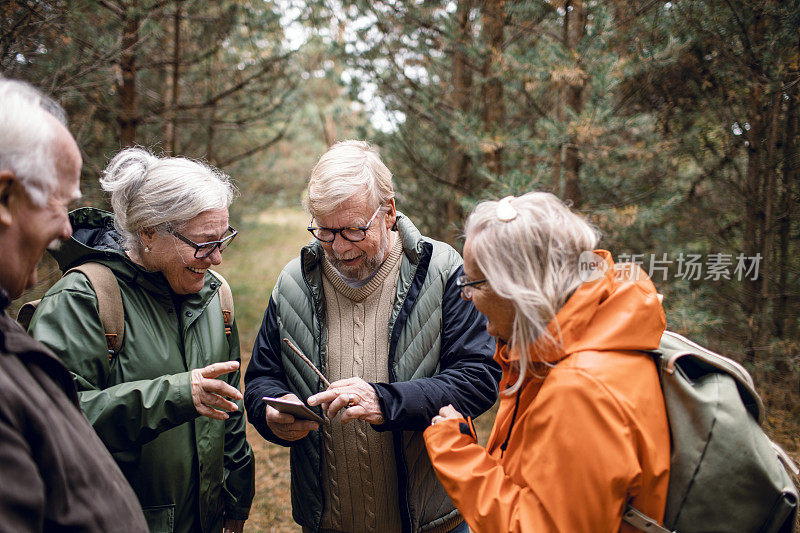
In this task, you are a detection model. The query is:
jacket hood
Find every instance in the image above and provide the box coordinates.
[51,208,182,297]
[498,249,666,369]
[50,208,127,271]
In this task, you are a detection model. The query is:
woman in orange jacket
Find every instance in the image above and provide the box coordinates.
[424,192,670,532]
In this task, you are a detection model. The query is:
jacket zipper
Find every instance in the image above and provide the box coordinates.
[301,252,328,533]
[499,387,522,459]
[385,241,431,533]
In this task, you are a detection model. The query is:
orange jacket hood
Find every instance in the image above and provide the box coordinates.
[497,249,666,372]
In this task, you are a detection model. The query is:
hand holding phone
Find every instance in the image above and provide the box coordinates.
[263,396,324,424]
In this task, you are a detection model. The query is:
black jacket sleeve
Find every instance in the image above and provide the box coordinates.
[243,296,295,446]
[371,265,501,432]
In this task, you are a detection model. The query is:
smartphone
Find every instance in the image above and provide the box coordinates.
[262,397,323,423]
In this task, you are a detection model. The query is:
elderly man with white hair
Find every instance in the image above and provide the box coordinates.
[244,140,501,533]
[0,77,148,530]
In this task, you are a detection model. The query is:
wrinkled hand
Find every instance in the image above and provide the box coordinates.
[307,377,384,425]
[222,518,245,533]
[265,393,319,441]
[430,404,462,426]
[190,361,242,421]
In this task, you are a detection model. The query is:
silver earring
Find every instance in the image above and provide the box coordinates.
[144,246,151,253]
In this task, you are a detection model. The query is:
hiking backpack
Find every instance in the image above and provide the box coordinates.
[18,262,235,360]
[623,331,799,533]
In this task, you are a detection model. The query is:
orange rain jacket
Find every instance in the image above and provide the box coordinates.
[424,250,670,532]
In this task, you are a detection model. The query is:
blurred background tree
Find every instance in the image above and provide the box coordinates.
[297,0,798,373]
[1,0,344,207]
[618,0,800,363]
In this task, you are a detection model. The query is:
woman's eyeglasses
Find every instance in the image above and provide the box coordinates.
[455,275,487,299]
[307,204,383,243]
[169,226,238,259]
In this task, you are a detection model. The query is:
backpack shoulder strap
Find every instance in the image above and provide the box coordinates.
[17,299,42,331]
[209,269,234,338]
[623,505,674,533]
[67,262,124,359]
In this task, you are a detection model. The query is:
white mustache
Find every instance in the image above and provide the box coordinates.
[333,253,361,261]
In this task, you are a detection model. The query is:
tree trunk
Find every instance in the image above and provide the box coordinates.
[551,143,562,195]
[443,0,475,244]
[164,2,181,154]
[742,86,764,360]
[318,111,336,147]
[118,5,139,147]
[563,0,585,207]
[206,101,217,165]
[551,0,570,197]
[204,53,217,164]
[758,92,781,338]
[775,85,798,338]
[481,0,505,178]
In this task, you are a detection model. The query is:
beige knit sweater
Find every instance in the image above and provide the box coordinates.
[319,237,404,533]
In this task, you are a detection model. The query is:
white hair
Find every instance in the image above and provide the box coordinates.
[0,77,68,206]
[100,147,236,251]
[464,192,601,392]
[303,140,395,216]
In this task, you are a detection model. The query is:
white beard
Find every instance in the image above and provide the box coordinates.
[326,228,392,283]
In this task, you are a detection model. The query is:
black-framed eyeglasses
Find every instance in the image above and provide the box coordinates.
[169,226,238,259]
[456,274,487,300]
[307,204,383,243]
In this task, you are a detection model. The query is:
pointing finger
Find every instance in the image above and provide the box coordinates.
[327,377,360,389]
[200,361,240,379]
[307,390,337,406]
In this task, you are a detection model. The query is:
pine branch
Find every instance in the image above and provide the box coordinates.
[95,0,124,17]
[216,125,289,167]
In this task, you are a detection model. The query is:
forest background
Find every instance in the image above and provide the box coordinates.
[2,0,799,530]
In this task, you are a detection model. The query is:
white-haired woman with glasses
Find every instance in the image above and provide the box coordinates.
[28,147,254,533]
[424,192,670,532]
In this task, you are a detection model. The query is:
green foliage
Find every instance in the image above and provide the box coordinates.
[1,0,302,209]
[309,0,799,366]
[619,0,800,356]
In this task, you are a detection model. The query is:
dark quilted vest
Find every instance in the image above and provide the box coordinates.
[273,214,462,532]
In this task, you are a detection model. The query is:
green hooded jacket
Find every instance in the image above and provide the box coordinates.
[27,208,255,533]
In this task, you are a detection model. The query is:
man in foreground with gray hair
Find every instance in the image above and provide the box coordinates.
[244,140,501,532]
[0,77,147,530]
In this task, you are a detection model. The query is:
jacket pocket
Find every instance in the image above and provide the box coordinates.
[142,504,175,533]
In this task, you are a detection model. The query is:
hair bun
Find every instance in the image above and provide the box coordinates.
[100,147,157,230]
